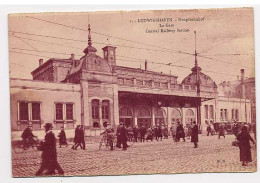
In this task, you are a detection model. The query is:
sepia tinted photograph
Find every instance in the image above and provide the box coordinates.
[9,7,256,177]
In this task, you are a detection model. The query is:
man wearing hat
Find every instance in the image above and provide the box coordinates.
[100,123,115,150]
[36,123,64,176]
[116,122,123,148]
[119,122,128,150]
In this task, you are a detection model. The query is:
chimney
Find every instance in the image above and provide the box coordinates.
[70,53,75,60]
[145,60,148,71]
[39,59,43,66]
[241,69,246,98]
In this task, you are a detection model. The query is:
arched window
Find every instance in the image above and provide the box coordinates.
[119,107,133,127]
[185,109,195,124]
[137,107,150,117]
[155,108,166,126]
[92,99,99,119]
[119,107,132,117]
[136,107,151,128]
[171,108,182,123]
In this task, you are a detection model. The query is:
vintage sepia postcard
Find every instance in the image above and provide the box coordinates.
[9,7,256,177]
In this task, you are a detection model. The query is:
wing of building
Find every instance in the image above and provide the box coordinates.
[10,26,253,140]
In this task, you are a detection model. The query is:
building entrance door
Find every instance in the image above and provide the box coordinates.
[171,108,182,124]
[119,107,133,127]
[137,118,151,128]
[136,107,151,128]
[120,118,133,127]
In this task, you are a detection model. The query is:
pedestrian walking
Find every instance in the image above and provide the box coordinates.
[157,125,163,141]
[119,123,128,150]
[132,126,139,142]
[100,123,115,151]
[163,125,169,139]
[140,125,146,142]
[36,123,64,176]
[58,127,68,148]
[71,125,81,150]
[218,123,225,139]
[176,122,185,142]
[146,127,154,141]
[237,126,255,166]
[206,124,213,136]
[170,123,176,141]
[191,121,198,148]
[126,126,134,142]
[74,125,85,150]
[186,123,192,140]
[116,123,123,148]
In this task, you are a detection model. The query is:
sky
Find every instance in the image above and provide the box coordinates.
[8,7,255,84]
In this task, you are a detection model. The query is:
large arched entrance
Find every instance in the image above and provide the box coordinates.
[171,108,182,124]
[119,107,133,127]
[155,108,167,127]
[185,109,195,125]
[136,107,151,128]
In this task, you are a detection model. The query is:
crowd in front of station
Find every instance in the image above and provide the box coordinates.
[18,118,256,176]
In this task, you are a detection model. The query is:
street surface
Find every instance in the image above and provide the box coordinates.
[12,134,257,177]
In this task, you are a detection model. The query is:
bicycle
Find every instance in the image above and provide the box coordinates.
[12,136,40,153]
[99,132,135,150]
[99,133,116,150]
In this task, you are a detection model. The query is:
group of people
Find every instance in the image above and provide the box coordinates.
[71,125,85,150]
[20,119,255,176]
[126,125,169,143]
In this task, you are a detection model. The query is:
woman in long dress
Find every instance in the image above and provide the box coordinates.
[237,126,255,166]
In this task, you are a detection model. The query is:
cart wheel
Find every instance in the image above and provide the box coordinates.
[127,139,135,147]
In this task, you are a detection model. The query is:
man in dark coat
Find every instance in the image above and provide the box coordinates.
[116,123,123,148]
[157,125,163,141]
[36,123,64,176]
[191,121,198,148]
[140,125,146,142]
[58,127,68,148]
[237,126,255,166]
[119,123,128,150]
[132,126,139,142]
[153,126,159,141]
[71,125,81,149]
[74,125,85,150]
[176,122,185,142]
[218,123,225,139]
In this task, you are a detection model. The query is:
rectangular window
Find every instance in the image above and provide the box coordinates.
[209,105,214,119]
[66,103,73,120]
[55,103,63,120]
[235,109,239,121]
[204,105,208,119]
[102,101,109,119]
[32,102,41,120]
[19,102,29,120]
[220,109,223,120]
[224,109,228,120]
[92,100,99,119]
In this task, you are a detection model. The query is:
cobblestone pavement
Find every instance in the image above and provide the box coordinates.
[12,134,257,177]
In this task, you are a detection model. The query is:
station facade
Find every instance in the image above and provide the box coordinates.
[10,26,252,139]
